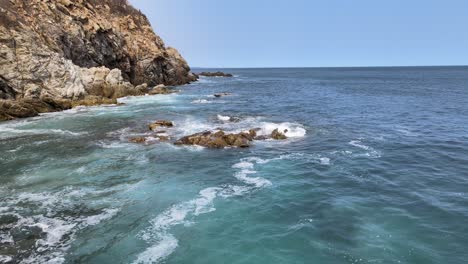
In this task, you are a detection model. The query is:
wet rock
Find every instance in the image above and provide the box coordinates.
[11,225,45,242]
[198,72,233,77]
[214,92,232,98]
[271,128,288,140]
[149,120,174,131]
[0,214,19,227]
[129,134,170,144]
[0,98,74,121]
[129,137,147,143]
[71,96,117,107]
[174,130,254,149]
[148,84,179,95]
[156,136,170,142]
[254,135,271,140]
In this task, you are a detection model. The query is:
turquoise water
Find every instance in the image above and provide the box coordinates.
[1,67,468,263]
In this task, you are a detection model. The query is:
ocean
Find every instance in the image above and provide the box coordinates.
[0,67,467,263]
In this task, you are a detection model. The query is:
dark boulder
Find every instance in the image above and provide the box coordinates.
[149,120,174,131]
[214,92,232,98]
[271,128,288,140]
[174,130,255,149]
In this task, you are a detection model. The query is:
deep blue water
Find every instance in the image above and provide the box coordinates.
[1,67,467,263]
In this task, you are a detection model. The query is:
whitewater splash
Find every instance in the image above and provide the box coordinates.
[175,115,307,141]
[256,122,307,138]
[0,186,127,263]
[133,157,275,264]
[217,114,231,122]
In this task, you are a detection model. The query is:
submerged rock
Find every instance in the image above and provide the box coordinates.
[198,72,233,77]
[129,134,170,144]
[214,92,232,98]
[129,137,147,144]
[149,120,174,131]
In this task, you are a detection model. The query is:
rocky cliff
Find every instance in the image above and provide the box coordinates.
[0,0,197,120]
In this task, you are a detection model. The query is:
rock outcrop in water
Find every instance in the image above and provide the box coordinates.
[0,0,197,121]
[174,130,256,148]
[198,72,233,77]
[149,120,174,131]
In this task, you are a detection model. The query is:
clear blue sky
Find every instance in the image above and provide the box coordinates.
[129,0,468,68]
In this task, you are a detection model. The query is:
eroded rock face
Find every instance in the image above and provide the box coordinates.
[0,0,197,121]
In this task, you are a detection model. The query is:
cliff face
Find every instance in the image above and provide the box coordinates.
[0,0,197,120]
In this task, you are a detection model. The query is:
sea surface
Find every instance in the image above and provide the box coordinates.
[1,67,467,264]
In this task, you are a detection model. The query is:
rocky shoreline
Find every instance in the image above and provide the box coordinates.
[0,0,197,121]
[0,1,295,150]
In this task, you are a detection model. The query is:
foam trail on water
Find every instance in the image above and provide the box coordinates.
[135,187,221,264]
[348,140,381,158]
[0,187,123,264]
[0,127,86,139]
[134,157,276,263]
[191,99,211,104]
[134,234,178,264]
[232,160,272,188]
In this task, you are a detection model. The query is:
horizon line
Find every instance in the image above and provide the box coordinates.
[191,64,468,69]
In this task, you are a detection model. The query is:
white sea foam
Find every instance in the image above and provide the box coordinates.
[134,234,179,264]
[232,159,272,188]
[0,127,86,139]
[96,141,136,149]
[0,187,122,264]
[217,114,231,122]
[134,156,276,263]
[75,166,86,174]
[257,122,307,138]
[83,208,119,226]
[319,157,331,165]
[234,170,272,188]
[349,140,371,150]
[0,256,13,263]
[175,117,213,136]
[118,94,179,106]
[348,140,381,158]
[135,187,222,263]
[232,161,255,169]
[191,99,211,104]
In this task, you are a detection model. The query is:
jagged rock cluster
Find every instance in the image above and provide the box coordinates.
[127,118,290,148]
[0,0,197,120]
